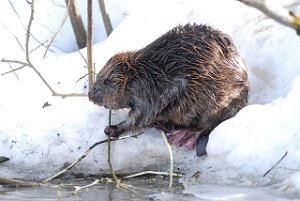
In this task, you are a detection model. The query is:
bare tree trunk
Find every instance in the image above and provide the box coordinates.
[87,0,95,88]
[98,0,113,36]
[65,0,87,49]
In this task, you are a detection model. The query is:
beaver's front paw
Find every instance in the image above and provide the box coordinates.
[104,125,121,138]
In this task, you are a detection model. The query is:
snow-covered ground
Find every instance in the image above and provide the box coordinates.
[1,0,300,199]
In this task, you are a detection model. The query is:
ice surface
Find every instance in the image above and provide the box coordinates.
[0,0,300,198]
[183,184,299,201]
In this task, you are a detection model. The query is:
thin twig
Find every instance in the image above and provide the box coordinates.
[77,50,88,66]
[1,58,31,67]
[30,40,48,54]
[74,179,100,191]
[76,73,88,83]
[263,151,288,177]
[160,131,174,189]
[77,51,97,76]
[30,64,60,95]
[7,63,20,80]
[77,178,144,194]
[23,0,60,96]
[1,65,25,76]
[26,0,35,63]
[52,93,87,98]
[43,7,69,58]
[124,171,183,179]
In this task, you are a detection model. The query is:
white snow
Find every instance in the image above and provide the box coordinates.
[1,0,300,199]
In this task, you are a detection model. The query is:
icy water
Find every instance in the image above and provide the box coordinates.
[1,177,300,201]
[0,177,187,201]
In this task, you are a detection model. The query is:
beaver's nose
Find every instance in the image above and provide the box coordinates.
[88,91,95,101]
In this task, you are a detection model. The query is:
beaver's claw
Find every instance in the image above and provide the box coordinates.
[104,125,120,138]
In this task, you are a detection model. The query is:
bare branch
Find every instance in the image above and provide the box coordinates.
[26,0,35,62]
[238,0,300,34]
[43,9,69,58]
[2,0,87,99]
[53,93,87,98]
[1,58,30,67]
[1,60,26,77]
[1,58,56,95]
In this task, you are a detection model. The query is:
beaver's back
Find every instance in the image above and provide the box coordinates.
[131,24,249,130]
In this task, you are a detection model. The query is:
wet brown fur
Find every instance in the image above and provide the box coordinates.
[89,23,249,140]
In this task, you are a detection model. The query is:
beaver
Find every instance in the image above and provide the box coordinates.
[88,23,249,156]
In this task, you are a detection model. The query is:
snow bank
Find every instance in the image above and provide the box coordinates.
[202,76,300,186]
[1,0,300,196]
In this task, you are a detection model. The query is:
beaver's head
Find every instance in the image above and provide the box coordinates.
[88,52,135,109]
